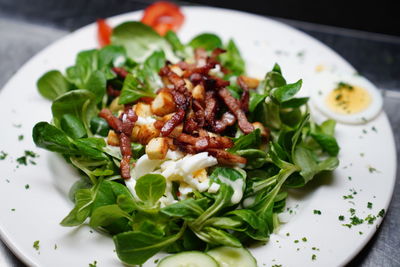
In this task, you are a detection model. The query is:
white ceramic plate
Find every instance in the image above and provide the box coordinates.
[0,7,396,267]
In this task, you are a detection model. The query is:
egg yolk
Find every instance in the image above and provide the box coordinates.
[326,83,371,114]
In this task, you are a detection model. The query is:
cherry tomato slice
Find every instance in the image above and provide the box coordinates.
[141,1,184,36]
[97,19,112,47]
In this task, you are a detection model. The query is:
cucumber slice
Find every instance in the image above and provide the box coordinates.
[207,246,257,267]
[158,251,219,267]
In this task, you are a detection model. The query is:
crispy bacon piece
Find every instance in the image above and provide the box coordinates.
[192,100,205,128]
[173,138,197,154]
[211,48,226,60]
[107,85,121,97]
[161,109,186,136]
[204,91,218,127]
[112,67,129,79]
[237,76,250,113]
[177,133,233,151]
[154,120,165,130]
[213,112,236,133]
[206,148,247,165]
[100,107,138,179]
[177,61,196,70]
[170,89,189,110]
[160,66,186,91]
[182,61,217,79]
[189,73,203,85]
[218,88,254,134]
[184,116,198,134]
[99,108,122,132]
[120,105,138,135]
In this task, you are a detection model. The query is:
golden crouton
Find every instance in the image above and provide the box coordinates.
[239,75,259,89]
[107,130,119,146]
[184,78,194,91]
[151,91,176,116]
[146,137,169,160]
[109,97,124,113]
[252,122,269,138]
[134,102,153,117]
[192,84,205,101]
[170,65,184,77]
[169,123,183,138]
[193,169,208,182]
[131,124,160,145]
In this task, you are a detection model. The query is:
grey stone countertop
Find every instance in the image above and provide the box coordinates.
[0,2,399,266]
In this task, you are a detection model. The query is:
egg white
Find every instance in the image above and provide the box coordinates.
[310,72,383,124]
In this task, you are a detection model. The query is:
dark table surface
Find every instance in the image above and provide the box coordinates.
[0,1,399,266]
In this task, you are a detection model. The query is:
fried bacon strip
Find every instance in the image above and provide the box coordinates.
[237,76,250,113]
[119,133,132,179]
[204,91,218,127]
[206,148,247,165]
[99,108,122,132]
[99,107,137,179]
[106,84,121,97]
[177,133,233,151]
[218,88,254,134]
[160,66,186,92]
[112,67,129,79]
[213,112,236,133]
[161,109,186,137]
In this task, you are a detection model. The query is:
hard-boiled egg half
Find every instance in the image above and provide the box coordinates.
[310,72,383,124]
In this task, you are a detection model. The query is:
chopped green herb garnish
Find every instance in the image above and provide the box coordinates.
[286,232,290,236]
[0,151,8,160]
[16,150,39,166]
[25,184,30,189]
[54,244,58,250]
[367,202,373,209]
[154,259,160,264]
[371,126,377,132]
[294,240,299,243]
[18,135,24,141]
[359,231,363,235]
[348,176,352,181]
[89,261,97,267]
[365,214,376,224]
[337,82,354,90]
[33,240,40,251]
[302,237,307,242]
[312,254,317,261]
[368,166,378,173]
[349,208,356,215]
[339,215,345,221]
[378,209,385,217]
[343,194,354,199]
[313,210,321,215]
[350,216,364,225]
[342,224,352,228]
[362,129,367,134]
[11,208,15,211]
[16,156,27,165]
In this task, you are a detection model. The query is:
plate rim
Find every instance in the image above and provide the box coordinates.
[0,5,397,267]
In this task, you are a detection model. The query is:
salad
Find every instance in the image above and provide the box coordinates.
[32,2,340,266]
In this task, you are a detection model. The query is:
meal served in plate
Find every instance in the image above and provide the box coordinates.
[32,2,343,266]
